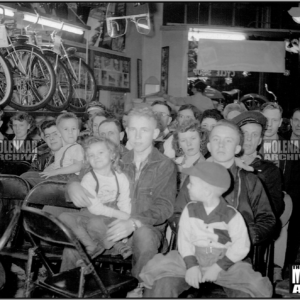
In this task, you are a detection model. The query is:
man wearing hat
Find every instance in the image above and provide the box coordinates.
[141,161,272,298]
[165,80,214,113]
[232,111,292,282]
[232,111,285,218]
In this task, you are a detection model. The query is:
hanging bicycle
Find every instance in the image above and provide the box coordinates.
[28,29,97,112]
[0,7,56,111]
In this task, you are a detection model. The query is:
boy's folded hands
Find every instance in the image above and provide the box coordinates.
[185,266,202,289]
[185,263,222,288]
[201,263,222,283]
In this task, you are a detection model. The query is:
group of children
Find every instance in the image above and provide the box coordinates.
[31,107,273,297]
[35,112,134,260]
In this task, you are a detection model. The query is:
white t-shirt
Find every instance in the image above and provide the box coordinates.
[81,171,131,217]
[54,143,84,175]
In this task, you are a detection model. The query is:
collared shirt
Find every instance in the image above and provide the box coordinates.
[134,156,149,182]
[12,138,24,151]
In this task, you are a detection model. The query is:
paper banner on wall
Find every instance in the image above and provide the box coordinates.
[197,40,286,73]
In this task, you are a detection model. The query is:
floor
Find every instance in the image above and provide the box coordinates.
[1,254,300,298]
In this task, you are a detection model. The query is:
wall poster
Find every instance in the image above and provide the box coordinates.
[110,92,125,116]
[92,51,130,93]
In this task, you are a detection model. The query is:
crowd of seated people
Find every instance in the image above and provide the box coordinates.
[0,87,299,298]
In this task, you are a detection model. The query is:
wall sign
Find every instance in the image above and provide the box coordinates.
[193,69,236,77]
[197,39,286,73]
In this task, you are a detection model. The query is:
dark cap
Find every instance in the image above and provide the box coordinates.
[193,80,207,92]
[231,111,267,131]
[182,161,231,190]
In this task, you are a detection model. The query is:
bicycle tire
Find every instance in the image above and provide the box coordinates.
[64,56,97,113]
[4,44,56,111]
[43,51,72,112]
[0,53,13,108]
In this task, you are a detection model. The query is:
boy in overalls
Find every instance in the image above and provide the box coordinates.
[40,112,84,181]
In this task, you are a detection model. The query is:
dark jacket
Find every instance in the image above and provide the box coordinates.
[122,147,177,233]
[260,135,300,209]
[174,163,276,246]
[250,156,284,218]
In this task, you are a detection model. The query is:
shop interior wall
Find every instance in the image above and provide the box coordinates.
[161,29,189,97]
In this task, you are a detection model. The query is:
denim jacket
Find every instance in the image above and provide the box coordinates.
[122,147,177,232]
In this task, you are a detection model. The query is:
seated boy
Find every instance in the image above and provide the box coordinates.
[141,161,273,298]
[40,112,84,181]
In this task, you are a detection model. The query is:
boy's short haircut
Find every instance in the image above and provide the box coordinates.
[209,119,244,147]
[40,120,57,135]
[201,109,223,123]
[151,100,172,115]
[178,104,202,121]
[99,118,122,133]
[127,107,159,128]
[260,102,283,116]
[56,112,79,128]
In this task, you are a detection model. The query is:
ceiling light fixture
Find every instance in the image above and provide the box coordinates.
[0,6,15,17]
[188,29,246,41]
[23,13,84,35]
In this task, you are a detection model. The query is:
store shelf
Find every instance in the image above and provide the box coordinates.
[3,109,86,117]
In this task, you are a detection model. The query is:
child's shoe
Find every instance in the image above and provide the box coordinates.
[126,283,144,298]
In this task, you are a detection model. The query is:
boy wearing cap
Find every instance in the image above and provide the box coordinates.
[141,162,272,298]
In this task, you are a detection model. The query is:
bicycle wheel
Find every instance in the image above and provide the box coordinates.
[43,51,72,112]
[0,53,13,108]
[4,45,56,111]
[65,56,97,113]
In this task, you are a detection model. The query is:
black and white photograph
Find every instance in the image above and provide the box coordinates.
[0,2,299,299]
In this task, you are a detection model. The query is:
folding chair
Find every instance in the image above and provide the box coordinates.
[0,180,78,297]
[0,206,21,291]
[22,206,138,298]
[0,174,30,243]
[0,161,32,176]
